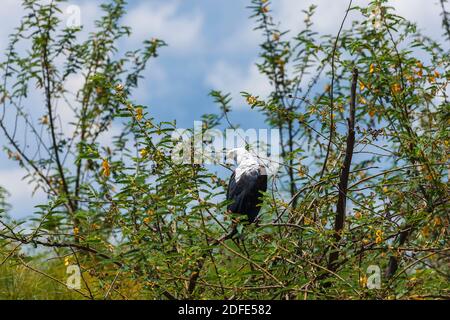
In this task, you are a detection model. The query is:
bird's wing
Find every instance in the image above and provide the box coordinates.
[226,171,236,201]
[226,166,267,222]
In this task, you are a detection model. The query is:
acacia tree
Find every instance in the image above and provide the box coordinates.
[0,0,449,299]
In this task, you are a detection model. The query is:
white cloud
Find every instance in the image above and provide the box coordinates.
[131,61,169,102]
[55,73,84,137]
[0,1,102,51]
[123,1,204,53]
[96,124,123,148]
[275,0,352,36]
[206,0,446,112]
[0,168,46,218]
[0,0,24,51]
[218,20,264,54]
[388,0,444,38]
[274,0,444,39]
[206,61,271,110]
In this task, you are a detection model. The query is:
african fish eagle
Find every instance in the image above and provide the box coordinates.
[226,148,268,224]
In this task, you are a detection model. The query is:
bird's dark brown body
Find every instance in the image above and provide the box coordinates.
[226,163,267,223]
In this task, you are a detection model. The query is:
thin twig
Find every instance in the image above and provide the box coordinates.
[319,0,354,179]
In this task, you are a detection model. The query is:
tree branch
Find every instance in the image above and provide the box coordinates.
[328,67,358,272]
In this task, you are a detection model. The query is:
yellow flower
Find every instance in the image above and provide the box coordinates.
[359,275,367,288]
[275,57,285,68]
[359,96,367,104]
[369,63,375,74]
[135,107,143,121]
[95,87,103,95]
[391,83,402,93]
[297,165,307,177]
[382,186,388,193]
[64,257,70,266]
[429,71,440,83]
[320,109,328,121]
[40,115,49,125]
[421,226,430,237]
[143,217,152,224]
[359,81,366,91]
[246,95,257,105]
[406,75,415,83]
[151,37,158,45]
[429,74,436,83]
[354,211,362,219]
[416,69,423,78]
[73,227,79,236]
[433,216,441,226]
[102,159,110,177]
[115,83,124,92]
[140,148,148,158]
[375,230,383,244]
[295,114,305,123]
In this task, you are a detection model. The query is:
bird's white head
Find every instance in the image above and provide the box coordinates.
[226,147,256,165]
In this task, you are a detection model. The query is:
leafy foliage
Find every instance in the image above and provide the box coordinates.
[0,0,448,300]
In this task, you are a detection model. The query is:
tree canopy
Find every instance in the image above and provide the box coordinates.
[0,0,448,300]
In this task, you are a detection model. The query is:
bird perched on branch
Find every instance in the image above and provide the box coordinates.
[226,148,267,232]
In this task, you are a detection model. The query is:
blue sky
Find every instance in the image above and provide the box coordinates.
[0,0,446,218]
